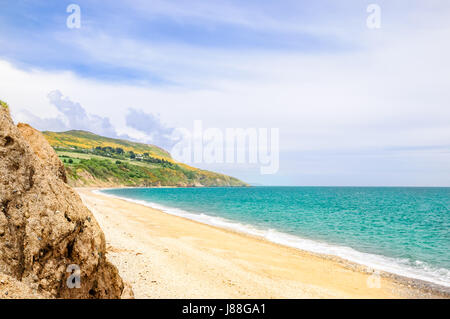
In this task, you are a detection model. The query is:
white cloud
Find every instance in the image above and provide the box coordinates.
[1,3,450,185]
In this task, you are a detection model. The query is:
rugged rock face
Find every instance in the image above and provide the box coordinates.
[17,123,67,183]
[0,107,124,298]
[0,272,51,299]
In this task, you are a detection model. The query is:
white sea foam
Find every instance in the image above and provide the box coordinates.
[95,189,450,288]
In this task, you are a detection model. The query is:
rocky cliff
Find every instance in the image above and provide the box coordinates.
[17,123,68,183]
[0,106,125,298]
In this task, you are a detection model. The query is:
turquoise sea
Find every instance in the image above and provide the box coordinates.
[101,187,450,287]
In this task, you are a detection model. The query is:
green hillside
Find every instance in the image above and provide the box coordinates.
[42,130,248,188]
[43,130,171,159]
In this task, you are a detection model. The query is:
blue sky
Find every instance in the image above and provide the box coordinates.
[1,0,450,186]
[0,0,358,82]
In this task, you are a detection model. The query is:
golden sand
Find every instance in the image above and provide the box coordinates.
[76,188,444,299]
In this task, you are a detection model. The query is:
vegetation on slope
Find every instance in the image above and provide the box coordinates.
[43,130,171,160]
[43,130,248,187]
[0,100,9,109]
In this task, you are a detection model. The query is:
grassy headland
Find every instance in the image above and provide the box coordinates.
[43,130,248,187]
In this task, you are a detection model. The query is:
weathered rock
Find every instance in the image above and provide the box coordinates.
[0,272,50,299]
[17,123,67,183]
[0,106,124,298]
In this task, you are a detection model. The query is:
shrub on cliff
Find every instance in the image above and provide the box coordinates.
[0,100,9,109]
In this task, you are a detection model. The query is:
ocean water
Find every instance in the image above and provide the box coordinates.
[100,187,450,287]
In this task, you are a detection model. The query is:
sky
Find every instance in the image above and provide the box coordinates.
[0,0,449,186]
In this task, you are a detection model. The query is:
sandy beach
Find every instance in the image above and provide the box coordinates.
[76,188,448,299]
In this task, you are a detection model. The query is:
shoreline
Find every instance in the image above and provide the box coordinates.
[95,188,450,290]
[76,187,449,298]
